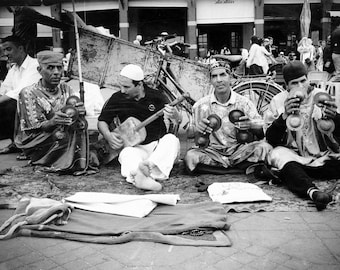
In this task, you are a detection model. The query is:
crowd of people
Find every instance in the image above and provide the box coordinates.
[197,34,337,84]
[0,32,339,211]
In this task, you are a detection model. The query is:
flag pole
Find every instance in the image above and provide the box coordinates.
[72,0,84,103]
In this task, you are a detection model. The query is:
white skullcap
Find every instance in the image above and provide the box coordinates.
[120,64,144,81]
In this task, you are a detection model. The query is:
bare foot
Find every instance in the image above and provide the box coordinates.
[139,160,152,177]
[130,165,162,191]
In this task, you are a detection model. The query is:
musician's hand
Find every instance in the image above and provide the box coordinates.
[322,99,338,119]
[51,111,73,126]
[74,101,86,116]
[106,131,124,150]
[283,96,301,120]
[234,116,251,130]
[163,104,181,123]
[196,118,213,134]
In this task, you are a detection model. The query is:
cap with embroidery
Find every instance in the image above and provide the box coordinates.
[120,64,144,81]
[209,60,231,75]
[37,50,63,65]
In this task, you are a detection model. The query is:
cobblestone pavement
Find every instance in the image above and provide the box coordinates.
[0,139,340,270]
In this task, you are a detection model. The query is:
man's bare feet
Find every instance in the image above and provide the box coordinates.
[130,162,162,191]
[139,160,152,177]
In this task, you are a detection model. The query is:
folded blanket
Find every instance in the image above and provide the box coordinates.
[0,198,72,240]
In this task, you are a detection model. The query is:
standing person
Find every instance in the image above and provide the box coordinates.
[97,64,181,191]
[263,38,276,67]
[7,6,66,57]
[246,36,273,75]
[267,36,277,57]
[184,62,272,174]
[323,35,335,76]
[297,37,315,69]
[266,61,339,210]
[315,40,326,72]
[331,24,340,75]
[0,35,41,155]
[14,50,92,174]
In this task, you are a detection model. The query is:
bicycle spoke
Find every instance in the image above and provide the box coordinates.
[232,81,283,116]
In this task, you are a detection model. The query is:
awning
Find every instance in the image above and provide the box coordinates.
[329,11,340,17]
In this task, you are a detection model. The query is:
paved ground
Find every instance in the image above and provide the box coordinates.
[0,138,340,270]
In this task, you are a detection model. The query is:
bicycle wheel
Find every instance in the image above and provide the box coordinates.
[232,80,284,116]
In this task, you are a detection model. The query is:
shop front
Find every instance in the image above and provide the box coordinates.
[196,0,254,58]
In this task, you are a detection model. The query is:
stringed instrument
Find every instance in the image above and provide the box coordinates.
[102,94,188,164]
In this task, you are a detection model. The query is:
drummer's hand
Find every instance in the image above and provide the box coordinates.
[163,104,182,123]
[51,111,73,126]
[106,131,124,150]
[283,96,301,119]
[322,99,338,119]
[196,118,213,134]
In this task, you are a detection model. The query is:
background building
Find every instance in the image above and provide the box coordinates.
[1,0,340,59]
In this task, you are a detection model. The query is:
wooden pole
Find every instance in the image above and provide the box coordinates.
[72,0,84,103]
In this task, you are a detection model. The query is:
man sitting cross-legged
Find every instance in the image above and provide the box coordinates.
[14,50,92,174]
[97,64,181,191]
[184,62,272,175]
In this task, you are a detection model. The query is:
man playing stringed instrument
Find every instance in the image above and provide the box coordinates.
[97,64,181,191]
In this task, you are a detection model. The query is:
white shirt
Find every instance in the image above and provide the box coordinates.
[246,43,271,74]
[0,55,41,101]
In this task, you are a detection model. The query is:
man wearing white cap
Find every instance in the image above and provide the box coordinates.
[98,64,181,191]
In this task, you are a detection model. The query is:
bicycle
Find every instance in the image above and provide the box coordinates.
[144,35,196,115]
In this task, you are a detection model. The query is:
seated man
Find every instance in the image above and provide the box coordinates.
[14,50,91,174]
[97,64,181,191]
[266,61,340,210]
[184,62,272,174]
[0,35,41,155]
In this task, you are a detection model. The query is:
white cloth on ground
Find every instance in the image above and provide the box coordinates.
[64,192,180,218]
[208,182,272,204]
